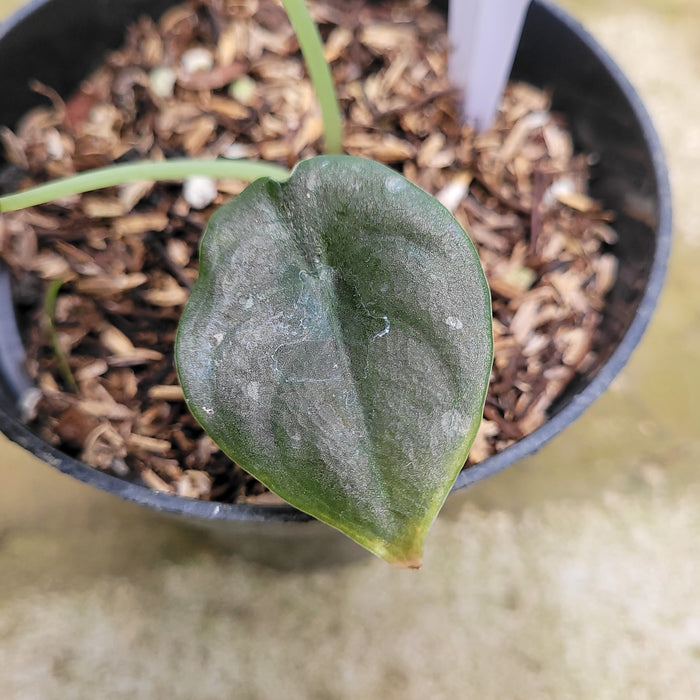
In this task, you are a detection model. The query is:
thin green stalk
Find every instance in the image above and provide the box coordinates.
[44,279,77,393]
[281,0,343,154]
[0,159,290,213]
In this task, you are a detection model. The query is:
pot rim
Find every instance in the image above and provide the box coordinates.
[0,0,672,524]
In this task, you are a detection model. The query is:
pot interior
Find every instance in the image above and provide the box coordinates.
[0,0,670,515]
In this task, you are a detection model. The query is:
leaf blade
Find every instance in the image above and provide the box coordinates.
[176,155,493,566]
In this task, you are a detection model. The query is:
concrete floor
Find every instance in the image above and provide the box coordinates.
[2,0,700,697]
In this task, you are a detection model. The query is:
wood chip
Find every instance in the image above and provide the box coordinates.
[28,252,75,280]
[112,213,169,236]
[54,405,100,448]
[344,132,415,161]
[244,491,288,506]
[594,253,618,297]
[0,126,30,168]
[100,324,164,363]
[205,95,250,120]
[141,468,175,493]
[78,399,134,420]
[177,62,245,91]
[323,26,353,63]
[82,423,127,471]
[435,172,472,212]
[100,324,136,356]
[148,385,185,401]
[142,275,189,307]
[176,469,212,499]
[81,197,127,218]
[127,433,172,454]
[75,273,148,296]
[556,190,599,213]
[359,24,416,53]
[106,350,164,367]
[74,359,109,381]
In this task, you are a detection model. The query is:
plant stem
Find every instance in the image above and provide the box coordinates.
[0,159,290,212]
[44,280,77,393]
[281,0,343,154]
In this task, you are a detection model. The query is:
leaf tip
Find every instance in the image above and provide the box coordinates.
[391,557,423,570]
[376,538,425,570]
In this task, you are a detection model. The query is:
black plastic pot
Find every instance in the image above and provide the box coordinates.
[0,0,671,563]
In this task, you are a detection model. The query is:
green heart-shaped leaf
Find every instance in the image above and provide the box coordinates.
[175,155,493,567]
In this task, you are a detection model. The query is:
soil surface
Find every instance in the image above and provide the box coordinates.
[0,0,617,503]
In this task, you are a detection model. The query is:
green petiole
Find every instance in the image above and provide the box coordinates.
[0,159,290,213]
[44,279,77,393]
[281,0,343,154]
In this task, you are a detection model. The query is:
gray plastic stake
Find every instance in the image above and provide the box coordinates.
[448,0,531,132]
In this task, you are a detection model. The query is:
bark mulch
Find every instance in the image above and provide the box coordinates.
[0,0,618,504]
